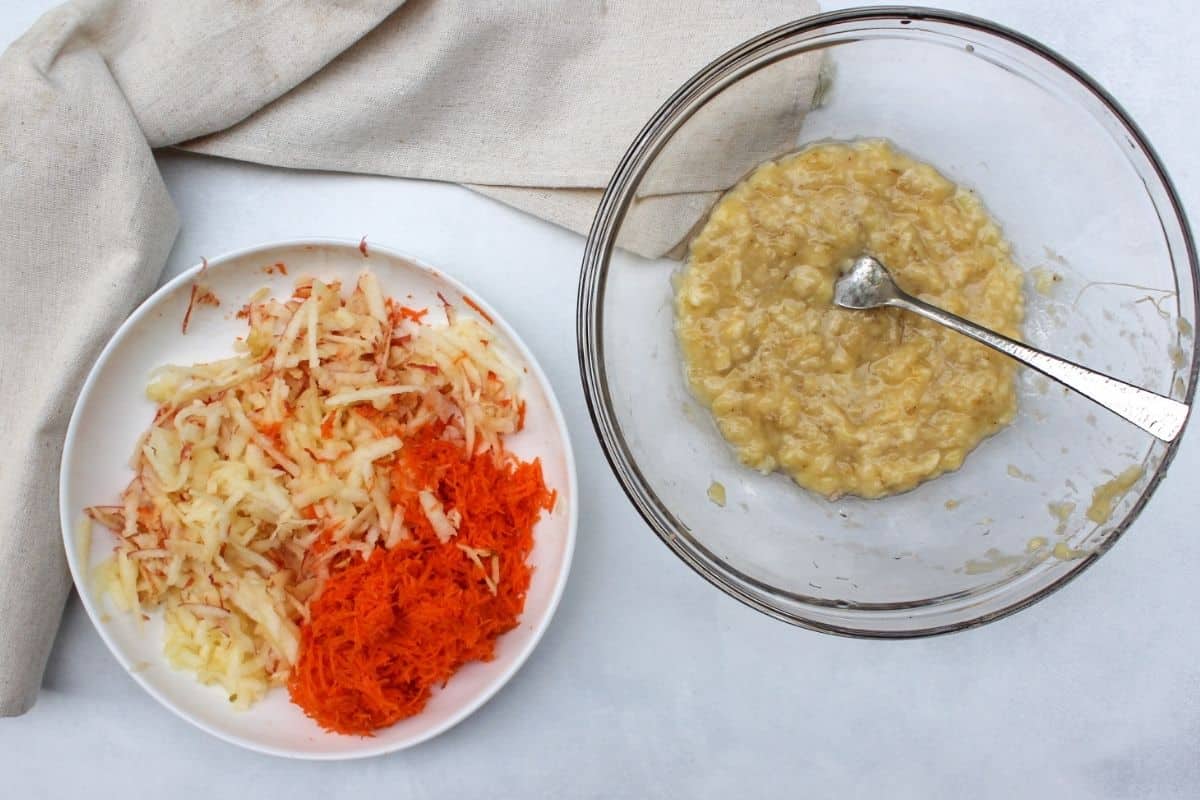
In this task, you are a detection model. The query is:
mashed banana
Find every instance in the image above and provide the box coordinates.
[675,140,1024,499]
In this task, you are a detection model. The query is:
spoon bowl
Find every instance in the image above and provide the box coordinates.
[833,255,903,309]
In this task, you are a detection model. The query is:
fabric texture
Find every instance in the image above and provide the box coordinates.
[0,0,818,716]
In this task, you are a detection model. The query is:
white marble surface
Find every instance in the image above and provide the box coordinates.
[3,1,1199,797]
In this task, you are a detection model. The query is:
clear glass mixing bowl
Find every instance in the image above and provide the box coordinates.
[578,7,1198,635]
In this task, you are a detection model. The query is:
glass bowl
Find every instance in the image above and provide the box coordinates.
[578,7,1198,636]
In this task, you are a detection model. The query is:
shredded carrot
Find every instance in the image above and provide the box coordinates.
[181,284,199,334]
[180,258,208,334]
[436,291,454,323]
[396,306,428,322]
[287,425,553,735]
[256,420,283,439]
[359,236,369,257]
[462,295,494,325]
[307,524,338,560]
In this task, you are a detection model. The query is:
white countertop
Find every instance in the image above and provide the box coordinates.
[3,1,1198,797]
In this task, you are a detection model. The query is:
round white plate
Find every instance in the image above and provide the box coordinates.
[59,239,577,759]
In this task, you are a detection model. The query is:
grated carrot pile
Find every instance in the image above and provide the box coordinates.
[287,424,555,735]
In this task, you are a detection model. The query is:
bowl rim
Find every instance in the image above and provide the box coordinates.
[60,237,579,758]
[577,5,1199,637]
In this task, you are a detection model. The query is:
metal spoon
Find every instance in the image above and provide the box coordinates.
[832,255,1189,442]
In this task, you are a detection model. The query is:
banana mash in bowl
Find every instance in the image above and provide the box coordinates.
[675,140,1023,499]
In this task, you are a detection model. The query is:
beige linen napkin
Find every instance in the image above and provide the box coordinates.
[0,0,818,716]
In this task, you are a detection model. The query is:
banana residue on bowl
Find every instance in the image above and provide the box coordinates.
[1016,466,1145,568]
[675,139,1025,499]
[1030,266,1064,296]
[1048,500,1076,534]
[1086,465,1144,523]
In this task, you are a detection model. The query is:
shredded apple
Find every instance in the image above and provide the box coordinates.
[86,269,554,733]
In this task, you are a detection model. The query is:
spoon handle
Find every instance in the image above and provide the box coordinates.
[889,293,1189,442]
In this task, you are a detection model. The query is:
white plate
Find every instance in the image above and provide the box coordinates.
[59,239,577,759]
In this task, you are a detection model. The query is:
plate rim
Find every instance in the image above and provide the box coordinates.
[58,236,578,759]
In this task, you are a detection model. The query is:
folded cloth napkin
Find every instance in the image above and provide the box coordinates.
[0,0,818,716]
